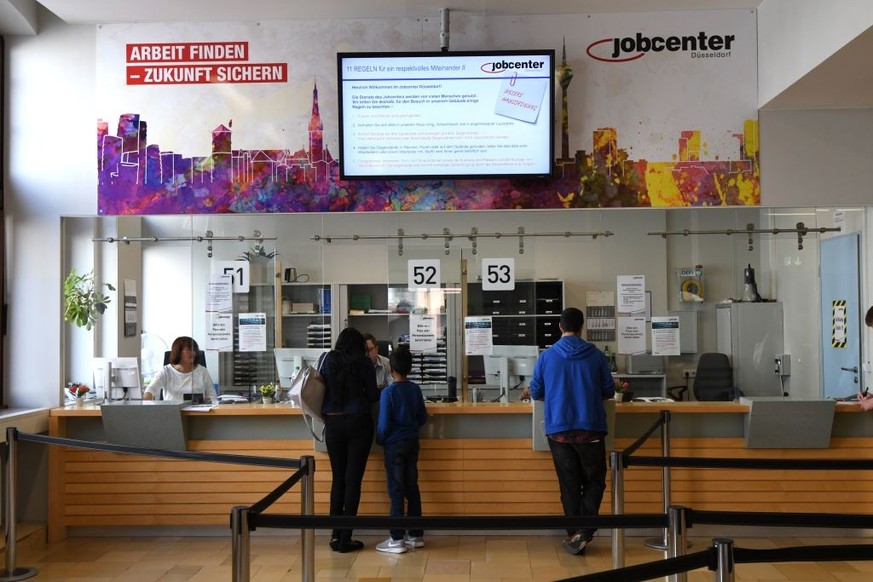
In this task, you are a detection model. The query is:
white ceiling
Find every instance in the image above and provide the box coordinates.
[3,0,871,109]
[32,0,764,25]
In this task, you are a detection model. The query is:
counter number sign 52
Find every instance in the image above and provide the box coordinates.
[408,259,441,289]
[482,258,515,291]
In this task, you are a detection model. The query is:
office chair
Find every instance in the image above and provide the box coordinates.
[692,352,740,401]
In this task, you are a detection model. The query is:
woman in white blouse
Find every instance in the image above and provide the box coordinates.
[144,336,217,403]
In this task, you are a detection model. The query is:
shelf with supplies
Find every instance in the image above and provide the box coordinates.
[279,283,334,349]
[342,283,449,342]
[219,275,277,392]
[339,283,459,399]
[467,280,564,349]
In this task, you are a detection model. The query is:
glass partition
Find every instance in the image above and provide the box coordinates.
[61,205,870,405]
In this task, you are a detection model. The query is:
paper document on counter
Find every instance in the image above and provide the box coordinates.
[183,403,218,412]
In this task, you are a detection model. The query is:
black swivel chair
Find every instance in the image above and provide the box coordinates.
[163,350,207,368]
[692,352,741,401]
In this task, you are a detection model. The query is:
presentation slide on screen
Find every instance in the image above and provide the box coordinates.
[339,53,553,178]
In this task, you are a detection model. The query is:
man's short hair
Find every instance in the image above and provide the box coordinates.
[866,305,873,328]
[390,345,413,376]
[362,332,377,345]
[560,307,584,334]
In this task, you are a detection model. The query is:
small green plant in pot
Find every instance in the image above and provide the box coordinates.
[63,268,115,330]
[258,383,276,403]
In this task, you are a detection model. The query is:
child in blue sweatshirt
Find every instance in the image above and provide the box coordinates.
[375,346,428,554]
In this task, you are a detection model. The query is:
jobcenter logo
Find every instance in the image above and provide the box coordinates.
[480,59,546,73]
[586,31,736,62]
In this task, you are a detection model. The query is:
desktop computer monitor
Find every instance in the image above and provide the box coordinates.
[482,345,539,402]
[93,357,142,401]
[274,348,328,388]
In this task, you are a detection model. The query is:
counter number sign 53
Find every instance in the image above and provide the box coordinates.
[481,258,515,291]
[408,259,441,289]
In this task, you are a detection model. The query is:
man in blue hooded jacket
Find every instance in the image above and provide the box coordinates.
[529,307,614,555]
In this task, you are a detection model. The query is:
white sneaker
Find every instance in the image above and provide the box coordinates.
[404,535,425,548]
[376,538,408,554]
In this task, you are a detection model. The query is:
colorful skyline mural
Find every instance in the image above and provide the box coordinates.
[97,81,759,215]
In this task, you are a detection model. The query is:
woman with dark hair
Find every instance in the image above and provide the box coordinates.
[321,327,379,552]
[144,336,216,403]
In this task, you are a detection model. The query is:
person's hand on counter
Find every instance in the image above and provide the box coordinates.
[858,392,873,411]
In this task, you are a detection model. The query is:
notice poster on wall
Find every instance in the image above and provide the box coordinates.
[410,314,438,352]
[205,313,233,351]
[123,278,138,337]
[206,274,233,312]
[651,316,681,356]
[465,316,494,356]
[617,275,646,314]
[238,313,267,352]
[617,317,647,355]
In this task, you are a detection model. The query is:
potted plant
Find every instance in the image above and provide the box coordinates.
[614,379,631,402]
[238,246,277,284]
[67,383,90,406]
[63,268,115,330]
[258,383,276,404]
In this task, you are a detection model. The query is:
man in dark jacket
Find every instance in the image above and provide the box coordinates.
[529,307,614,555]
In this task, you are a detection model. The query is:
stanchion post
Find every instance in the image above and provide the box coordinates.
[610,450,624,569]
[231,506,251,582]
[1,427,37,581]
[645,410,672,551]
[712,538,735,582]
[300,455,315,582]
[667,505,687,582]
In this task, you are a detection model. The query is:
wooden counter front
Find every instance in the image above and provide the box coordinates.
[47,400,873,541]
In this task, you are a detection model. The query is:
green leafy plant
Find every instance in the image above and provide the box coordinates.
[258,383,275,397]
[63,268,115,330]
[238,247,277,261]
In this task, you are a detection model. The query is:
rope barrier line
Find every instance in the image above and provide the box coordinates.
[556,552,712,582]
[248,467,307,516]
[626,454,873,470]
[251,513,668,531]
[18,432,301,469]
[734,544,873,564]
[620,412,667,459]
[691,509,873,529]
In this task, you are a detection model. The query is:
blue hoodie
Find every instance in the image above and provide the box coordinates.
[376,380,428,445]
[529,335,614,436]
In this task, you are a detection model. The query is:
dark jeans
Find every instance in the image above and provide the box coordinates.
[382,438,423,541]
[324,413,373,543]
[547,437,607,539]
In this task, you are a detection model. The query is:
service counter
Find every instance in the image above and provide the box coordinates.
[47,400,873,541]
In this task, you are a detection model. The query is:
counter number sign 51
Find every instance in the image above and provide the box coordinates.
[482,258,515,291]
[408,259,441,289]
[216,260,250,293]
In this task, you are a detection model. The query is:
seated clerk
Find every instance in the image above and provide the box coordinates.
[144,336,217,403]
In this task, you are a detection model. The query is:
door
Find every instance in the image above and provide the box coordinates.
[820,233,862,398]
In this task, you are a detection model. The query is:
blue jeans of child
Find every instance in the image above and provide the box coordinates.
[382,438,423,541]
[547,437,607,540]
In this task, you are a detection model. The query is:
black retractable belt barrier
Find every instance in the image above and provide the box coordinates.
[734,544,873,565]
[555,552,711,582]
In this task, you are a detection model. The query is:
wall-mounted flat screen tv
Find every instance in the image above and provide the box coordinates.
[337,50,555,181]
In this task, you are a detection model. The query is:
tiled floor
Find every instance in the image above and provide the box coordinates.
[13,532,873,581]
